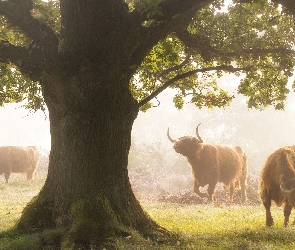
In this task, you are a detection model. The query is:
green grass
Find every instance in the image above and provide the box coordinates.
[0,176,45,232]
[138,201,295,249]
[0,177,295,249]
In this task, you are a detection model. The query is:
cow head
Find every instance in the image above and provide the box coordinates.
[280,178,295,193]
[167,123,203,156]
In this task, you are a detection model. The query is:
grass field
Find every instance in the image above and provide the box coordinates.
[0,176,294,249]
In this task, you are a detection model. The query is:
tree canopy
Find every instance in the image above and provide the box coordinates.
[0,0,295,112]
[134,0,295,111]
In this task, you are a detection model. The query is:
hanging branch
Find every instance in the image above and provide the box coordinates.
[156,54,191,77]
[176,28,295,61]
[138,64,252,107]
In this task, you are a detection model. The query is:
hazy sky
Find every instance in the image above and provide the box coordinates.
[0,104,50,149]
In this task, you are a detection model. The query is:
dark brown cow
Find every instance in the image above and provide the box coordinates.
[0,146,40,183]
[260,146,295,226]
[167,124,248,202]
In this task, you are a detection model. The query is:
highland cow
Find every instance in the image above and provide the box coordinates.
[260,146,295,226]
[0,146,40,183]
[167,124,247,202]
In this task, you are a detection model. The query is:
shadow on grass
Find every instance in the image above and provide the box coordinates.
[0,222,294,250]
[0,227,183,250]
[0,227,63,250]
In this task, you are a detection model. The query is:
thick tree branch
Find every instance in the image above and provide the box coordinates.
[227,48,295,57]
[0,0,59,59]
[175,28,226,60]
[0,41,42,81]
[138,65,252,107]
[142,0,212,23]
[176,28,295,60]
[157,54,191,77]
[129,0,212,24]
[271,0,295,14]
[0,41,27,63]
[129,0,214,68]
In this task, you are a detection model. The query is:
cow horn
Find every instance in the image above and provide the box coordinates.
[167,128,177,143]
[196,123,203,143]
[280,178,295,193]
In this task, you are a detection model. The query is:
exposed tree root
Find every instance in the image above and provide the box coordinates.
[15,194,172,249]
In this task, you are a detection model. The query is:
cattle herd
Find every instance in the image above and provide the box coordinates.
[1,127,295,227]
[168,124,295,227]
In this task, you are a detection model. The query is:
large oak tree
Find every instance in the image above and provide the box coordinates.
[0,0,295,248]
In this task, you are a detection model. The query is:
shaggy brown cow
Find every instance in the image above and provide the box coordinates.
[0,146,40,183]
[167,124,247,202]
[260,146,295,226]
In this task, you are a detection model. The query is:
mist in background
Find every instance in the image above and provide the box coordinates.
[1,73,295,200]
[131,74,295,171]
[129,74,295,198]
[0,105,50,149]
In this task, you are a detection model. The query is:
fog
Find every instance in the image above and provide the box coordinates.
[1,74,295,200]
[0,105,50,149]
[129,74,295,199]
[131,74,295,174]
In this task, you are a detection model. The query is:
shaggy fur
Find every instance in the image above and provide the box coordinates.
[0,146,40,183]
[171,135,247,202]
[260,146,295,226]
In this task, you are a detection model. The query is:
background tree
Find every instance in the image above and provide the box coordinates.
[0,0,295,248]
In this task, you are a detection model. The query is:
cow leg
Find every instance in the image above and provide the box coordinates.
[229,182,235,202]
[283,202,292,227]
[193,179,208,199]
[27,170,34,181]
[262,196,274,226]
[34,170,38,180]
[4,172,10,183]
[240,179,247,203]
[207,182,217,202]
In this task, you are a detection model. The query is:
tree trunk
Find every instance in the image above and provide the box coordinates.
[13,1,184,247]
[17,71,163,248]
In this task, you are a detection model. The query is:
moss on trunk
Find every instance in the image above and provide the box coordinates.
[16,73,165,248]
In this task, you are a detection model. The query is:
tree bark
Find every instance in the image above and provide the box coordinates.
[17,71,162,248]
